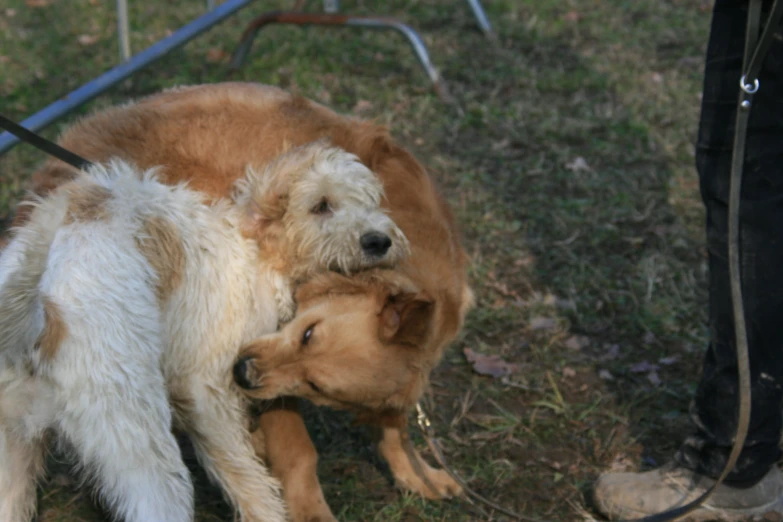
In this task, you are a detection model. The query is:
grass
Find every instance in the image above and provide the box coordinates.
[0,0,714,520]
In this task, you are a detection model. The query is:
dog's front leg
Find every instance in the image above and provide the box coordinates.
[375,415,463,500]
[185,381,287,522]
[0,428,44,522]
[251,398,338,522]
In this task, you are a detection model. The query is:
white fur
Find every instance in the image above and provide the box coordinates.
[0,142,406,522]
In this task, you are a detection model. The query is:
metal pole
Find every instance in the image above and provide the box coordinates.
[465,0,494,38]
[230,12,452,102]
[117,0,131,61]
[0,0,256,156]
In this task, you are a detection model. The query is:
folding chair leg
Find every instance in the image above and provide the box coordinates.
[465,0,495,39]
[230,12,453,102]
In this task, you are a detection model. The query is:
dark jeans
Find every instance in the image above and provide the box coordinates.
[674,0,783,486]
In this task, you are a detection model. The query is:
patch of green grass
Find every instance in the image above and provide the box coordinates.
[0,0,715,519]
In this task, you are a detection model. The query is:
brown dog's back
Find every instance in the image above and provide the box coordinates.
[22,83,472,377]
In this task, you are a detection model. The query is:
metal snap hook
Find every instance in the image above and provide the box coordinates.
[740,75,760,94]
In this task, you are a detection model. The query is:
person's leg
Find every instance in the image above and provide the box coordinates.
[594,0,783,518]
[678,0,783,485]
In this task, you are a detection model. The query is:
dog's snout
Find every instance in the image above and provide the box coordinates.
[360,232,392,257]
[233,357,258,390]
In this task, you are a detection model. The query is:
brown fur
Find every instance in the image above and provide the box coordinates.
[10,83,472,520]
[62,183,112,224]
[135,216,186,303]
[36,297,68,362]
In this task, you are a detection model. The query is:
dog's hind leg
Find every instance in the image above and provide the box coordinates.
[54,366,193,522]
[184,379,287,522]
[55,369,192,522]
[0,429,45,522]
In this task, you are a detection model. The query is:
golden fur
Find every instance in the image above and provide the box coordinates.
[9,83,472,521]
[136,216,187,303]
[36,298,68,363]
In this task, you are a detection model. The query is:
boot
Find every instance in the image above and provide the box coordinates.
[593,462,783,521]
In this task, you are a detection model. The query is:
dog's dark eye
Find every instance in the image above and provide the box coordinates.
[311,198,331,215]
[302,324,315,346]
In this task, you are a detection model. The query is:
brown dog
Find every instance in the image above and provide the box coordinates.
[11,83,473,521]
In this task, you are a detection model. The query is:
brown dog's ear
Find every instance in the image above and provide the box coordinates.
[378,290,434,347]
[294,271,368,306]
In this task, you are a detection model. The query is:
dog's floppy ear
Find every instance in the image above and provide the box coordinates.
[236,168,290,238]
[378,289,434,347]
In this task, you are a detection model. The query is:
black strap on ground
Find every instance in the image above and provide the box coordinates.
[0,114,93,171]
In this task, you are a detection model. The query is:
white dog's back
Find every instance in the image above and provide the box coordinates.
[0,161,285,522]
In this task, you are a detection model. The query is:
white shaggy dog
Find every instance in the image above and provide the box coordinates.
[0,141,408,522]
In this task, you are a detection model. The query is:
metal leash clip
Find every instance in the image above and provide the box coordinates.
[415,402,432,435]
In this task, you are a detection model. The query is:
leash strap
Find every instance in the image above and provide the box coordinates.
[0,114,93,171]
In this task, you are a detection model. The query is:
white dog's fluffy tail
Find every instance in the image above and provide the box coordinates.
[0,191,71,363]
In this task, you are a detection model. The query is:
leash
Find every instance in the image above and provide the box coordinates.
[413,2,783,520]
[0,114,93,170]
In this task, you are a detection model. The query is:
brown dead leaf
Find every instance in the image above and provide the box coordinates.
[530,316,556,331]
[563,10,581,22]
[352,99,373,114]
[77,34,98,46]
[659,355,680,365]
[629,361,658,373]
[564,335,589,351]
[514,253,536,268]
[25,0,49,7]
[565,156,593,173]
[487,280,519,299]
[562,367,576,379]
[609,453,633,472]
[463,347,520,378]
[206,48,229,63]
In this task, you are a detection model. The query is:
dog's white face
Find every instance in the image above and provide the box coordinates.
[236,141,409,280]
[285,147,408,277]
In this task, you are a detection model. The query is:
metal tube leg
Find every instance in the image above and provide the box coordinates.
[0,0,258,156]
[117,0,131,61]
[230,12,453,102]
[465,0,495,39]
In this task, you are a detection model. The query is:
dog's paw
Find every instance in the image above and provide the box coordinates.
[411,466,463,500]
[394,460,463,500]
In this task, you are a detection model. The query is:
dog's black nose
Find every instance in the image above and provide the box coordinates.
[360,232,392,257]
[233,357,257,390]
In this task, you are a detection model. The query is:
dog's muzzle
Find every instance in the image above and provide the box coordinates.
[360,231,392,257]
[233,357,260,390]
